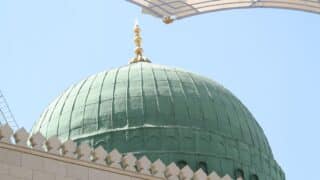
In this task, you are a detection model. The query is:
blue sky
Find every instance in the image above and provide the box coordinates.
[1,0,320,179]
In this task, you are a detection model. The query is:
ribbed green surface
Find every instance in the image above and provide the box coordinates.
[32,62,284,180]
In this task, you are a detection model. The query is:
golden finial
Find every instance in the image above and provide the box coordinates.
[130,20,151,64]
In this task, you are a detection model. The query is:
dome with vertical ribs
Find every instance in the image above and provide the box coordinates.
[32,62,284,180]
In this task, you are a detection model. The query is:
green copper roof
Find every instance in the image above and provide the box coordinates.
[32,62,284,180]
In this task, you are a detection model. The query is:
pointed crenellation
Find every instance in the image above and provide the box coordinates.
[179,165,194,180]
[61,139,77,158]
[136,156,152,175]
[107,149,122,169]
[208,171,221,180]
[0,123,13,143]
[13,128,29,147]
[45,136,61,155]
[165,163,180,180]
[221,174,233,180]
[77,143,92,162]
[151,159,166,178]
[29,132,46,151]
[122,153,137,172]
[193,169,208,180]
[0,124,238,180]
[92,146,108,165]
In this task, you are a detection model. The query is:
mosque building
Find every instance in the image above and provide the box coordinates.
[0,9,285,179]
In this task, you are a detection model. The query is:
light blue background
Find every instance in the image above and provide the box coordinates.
[1,1,319,179]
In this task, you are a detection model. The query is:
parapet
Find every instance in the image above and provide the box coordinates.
[0,123,235,180]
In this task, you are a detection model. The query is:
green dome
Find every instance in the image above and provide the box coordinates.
[32,62,284,179]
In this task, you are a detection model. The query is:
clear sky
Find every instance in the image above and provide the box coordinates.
[1,0,319,179]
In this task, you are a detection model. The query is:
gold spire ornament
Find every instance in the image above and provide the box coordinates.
[129,20,151,64]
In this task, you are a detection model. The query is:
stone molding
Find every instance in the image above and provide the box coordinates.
[0,124,234,180]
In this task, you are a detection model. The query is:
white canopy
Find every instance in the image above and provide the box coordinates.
[127,0,320,21]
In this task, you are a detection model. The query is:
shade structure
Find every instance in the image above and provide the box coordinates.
[128,0,320,21]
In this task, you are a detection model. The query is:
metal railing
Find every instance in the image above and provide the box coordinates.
[0,91,19,130]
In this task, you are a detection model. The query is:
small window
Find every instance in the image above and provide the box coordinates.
[94,140,107,148]
[250,174,259,180]
[235,169,244,179]
[197,162,208,174]
[177,160,188,169]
